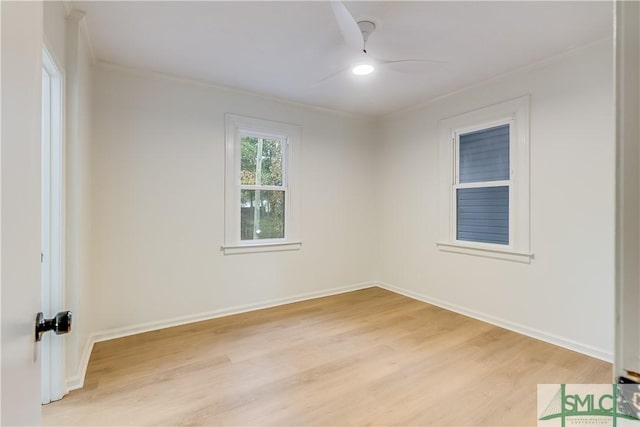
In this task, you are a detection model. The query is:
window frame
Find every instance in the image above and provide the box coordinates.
[437,96,532,263]
[223,114,301,255]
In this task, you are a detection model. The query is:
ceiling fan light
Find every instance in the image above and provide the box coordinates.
[352,64,374,76]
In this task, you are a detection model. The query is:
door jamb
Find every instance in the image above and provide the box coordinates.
[41,44,66,403]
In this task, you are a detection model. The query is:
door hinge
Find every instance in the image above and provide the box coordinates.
[41,252,44,263]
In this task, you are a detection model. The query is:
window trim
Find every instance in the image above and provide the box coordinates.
[437,95,532,263]
[223,114,301,255]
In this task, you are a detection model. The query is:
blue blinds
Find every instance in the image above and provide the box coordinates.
[459,124,510,183]
[456,123,510,245]
[457,186,509,244]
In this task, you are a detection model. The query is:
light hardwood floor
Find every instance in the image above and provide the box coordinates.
[43,287,611,426]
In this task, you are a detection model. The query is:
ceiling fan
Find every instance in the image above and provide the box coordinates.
[320,0,446,82]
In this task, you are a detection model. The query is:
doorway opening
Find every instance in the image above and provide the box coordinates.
[41,46,65,404]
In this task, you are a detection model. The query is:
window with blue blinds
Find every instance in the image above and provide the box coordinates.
[456,186,509,244]
[459,124,510,183]
[455,123,510,245]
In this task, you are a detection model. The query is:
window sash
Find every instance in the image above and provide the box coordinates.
[240,188,287,242]
[455,185,510,245]
[237,134,289,244]
[453,119,512,186]
[457,124,510,184]
[452,119,514,248]
[455,180,510,189]
[238,133,287,188]
[240,184,287,191]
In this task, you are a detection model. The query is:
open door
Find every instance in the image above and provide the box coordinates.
[1,1,45,425]
[615,0,640,381]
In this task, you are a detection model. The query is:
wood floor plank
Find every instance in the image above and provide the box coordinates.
[42,287,612,426]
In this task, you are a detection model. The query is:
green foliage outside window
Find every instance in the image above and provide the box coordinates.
[240,136,285,240]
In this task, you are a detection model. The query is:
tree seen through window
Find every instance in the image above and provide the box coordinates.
[240,135,285,240]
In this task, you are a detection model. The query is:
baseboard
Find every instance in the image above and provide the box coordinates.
[66,281,376,391]
[376,282,613,363]
[65,338,94,392]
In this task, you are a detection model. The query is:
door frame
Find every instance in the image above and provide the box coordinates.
[614,0,640,380]
[41,44,66,403]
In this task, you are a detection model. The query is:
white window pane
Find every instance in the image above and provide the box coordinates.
[240,189,285,240]
[459,124,509,183]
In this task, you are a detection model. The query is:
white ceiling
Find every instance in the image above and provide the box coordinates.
[74,1,613,117]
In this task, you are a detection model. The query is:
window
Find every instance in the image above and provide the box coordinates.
[223,114,301,254]
[240,134,286,240]
[456,123,511,245]
[437,96,532,262]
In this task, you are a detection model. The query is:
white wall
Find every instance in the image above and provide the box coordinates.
[376,39,615,360]
[43,2,95,390]
[89,64,377,334]
[43,1,65,68]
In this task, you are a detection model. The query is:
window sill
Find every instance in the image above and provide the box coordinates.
[436,242,533,264]
[221,241,302,255]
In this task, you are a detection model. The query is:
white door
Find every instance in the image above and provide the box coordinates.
[1,1,45,425]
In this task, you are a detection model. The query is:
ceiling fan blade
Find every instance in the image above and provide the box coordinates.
[379,58,447,65]
[378,58,448,74]
[312,66,349,86]
[330,1,364,51]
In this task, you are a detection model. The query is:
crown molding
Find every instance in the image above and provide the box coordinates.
[62,0,72,14]
[64,4,97,65]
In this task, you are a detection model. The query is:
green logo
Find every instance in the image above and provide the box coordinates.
[538,384,640,426]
